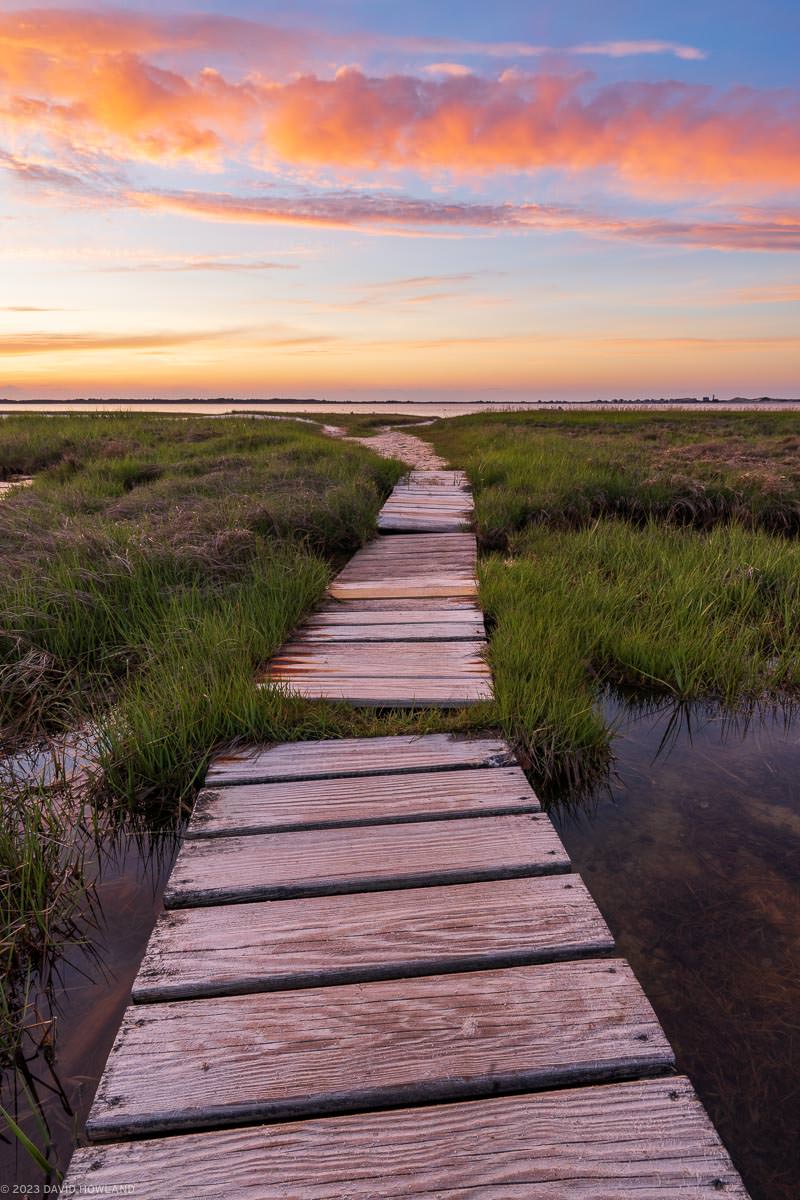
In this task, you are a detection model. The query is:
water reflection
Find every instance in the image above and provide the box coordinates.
[549,698,800,1200]
[0,792,178,1185]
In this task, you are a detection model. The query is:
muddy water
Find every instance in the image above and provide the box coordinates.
[0,821,178,1185]
[550,700,800,1200]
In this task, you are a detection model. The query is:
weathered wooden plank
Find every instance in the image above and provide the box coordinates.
[264,639,494,705]
[163,814,569,907]
[67,1077,750,1198]
[267,642,488,673]
[304,608,482,626]
[133,874,610,1002]
[330,578,477,599]
[379,499,471,511]
[403,469,468,486]
[291,621,485,642]
[316,597,479,612]
[330,533,476,600]
[261,677,493,706]
[377,519,469,532]
[186,765,539,838]
[380,501,470,512]
[206,734,514,786]
[86,959,673,1139]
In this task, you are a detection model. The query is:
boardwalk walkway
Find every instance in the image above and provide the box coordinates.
[65,434,748,1197]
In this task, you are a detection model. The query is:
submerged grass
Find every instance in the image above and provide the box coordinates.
[0,768,90,1070]
[423,410,800,794]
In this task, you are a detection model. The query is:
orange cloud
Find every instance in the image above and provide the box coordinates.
[261,70,800,189]
[0,11,796,188]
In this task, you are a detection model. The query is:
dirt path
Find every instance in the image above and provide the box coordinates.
[332,424,446,470]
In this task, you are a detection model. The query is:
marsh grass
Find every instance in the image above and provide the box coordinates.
[0,413,410,1056]
[426,410,800,547]
[0,414,404,752]
[420,411,800,793]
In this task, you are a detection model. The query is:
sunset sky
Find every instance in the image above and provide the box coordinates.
[1,1,799,401]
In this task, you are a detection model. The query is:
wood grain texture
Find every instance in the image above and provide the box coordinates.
[164,814,569,907]
[206,734,514,786]
[269,643,488,672]
[186,765,539,838]
[293,621,484,642]
[133,875,612,1002]
[291,682,488,701]
[377,519,470,532]
[305,605,483,625]
[329,532,477,600]
[316,597,479,612]
[86,959,674,1139]
[67,1077,750,1198]
[260,677,493,706]
[264,639,493,705]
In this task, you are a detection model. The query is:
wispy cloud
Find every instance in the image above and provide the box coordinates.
[124,187,800,252]
[569,41,705,61]
[0,329,242,356]
[101,257,298,273]
[731,283,800,303]
[394,36,706,61]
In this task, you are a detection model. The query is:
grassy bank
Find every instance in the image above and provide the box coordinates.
[427,410,800,548]
[424,411,800,792]
[0,413,413,1060]
[0,414,402,766]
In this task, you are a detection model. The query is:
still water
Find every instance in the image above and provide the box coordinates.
[0,812,178,1186]
[2,703,798,1196]
[550,699,800,1200]
[3,400,800,417]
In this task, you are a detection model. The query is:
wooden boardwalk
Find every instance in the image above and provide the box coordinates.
[64,459,749,1196]
[262,471,492,705]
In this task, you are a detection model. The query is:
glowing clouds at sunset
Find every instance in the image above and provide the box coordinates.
[262,70,800,188]
[0,10,799,187]
[1,3,799,401]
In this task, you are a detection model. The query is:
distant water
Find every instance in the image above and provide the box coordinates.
[2,400,800,417]
[551,698,800,1200]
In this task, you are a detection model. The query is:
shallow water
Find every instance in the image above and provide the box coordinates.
[550,699,800,1200]
[0,814,178,1186]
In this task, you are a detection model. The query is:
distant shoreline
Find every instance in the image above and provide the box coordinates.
[2,397,800,416]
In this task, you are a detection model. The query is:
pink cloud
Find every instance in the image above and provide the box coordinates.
[0,12,791,188]
[260,70,800,189]
[124,186,800,251]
